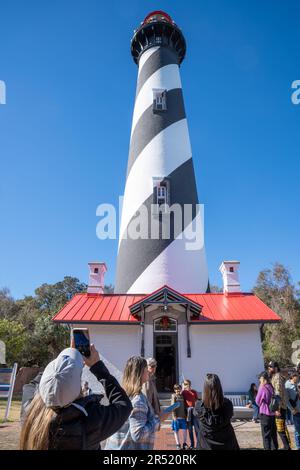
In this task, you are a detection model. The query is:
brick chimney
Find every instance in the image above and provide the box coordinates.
[219,261,241,295]
[87,262,107,294]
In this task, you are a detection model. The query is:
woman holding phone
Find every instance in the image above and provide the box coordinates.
[105,356,168,450]
[20,341,132,450]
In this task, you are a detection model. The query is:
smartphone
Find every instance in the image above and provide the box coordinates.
[72,328,91,357]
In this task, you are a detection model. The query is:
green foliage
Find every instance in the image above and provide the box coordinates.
[253,263,300,366]
[104,284,114,294]
[209,285,223,293]
[0,319,27,365]
[0,277,88,367]
[0,277,115,367]
[0,288,18,319]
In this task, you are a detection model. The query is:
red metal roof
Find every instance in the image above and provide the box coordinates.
[52,289,281,325]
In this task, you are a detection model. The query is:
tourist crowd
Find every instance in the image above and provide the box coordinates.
[19,344,300,451]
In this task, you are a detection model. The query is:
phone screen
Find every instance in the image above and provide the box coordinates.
[73,329,91,357]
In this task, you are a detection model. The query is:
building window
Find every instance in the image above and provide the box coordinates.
[229,267,234,273]
[94,268,99,274]
[153,178,170,211]
[153,89,167,112]
[155,335,172,345]
[154,317,177,332]
[157,185,167,205]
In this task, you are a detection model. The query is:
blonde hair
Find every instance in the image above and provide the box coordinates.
[122,356,147,398]
[20,394,56,450]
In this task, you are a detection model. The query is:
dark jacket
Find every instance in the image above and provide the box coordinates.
[48,361,132,450]
[194,398,239,450]
[248,388,257,405]
[142,376,161,415]
[171,393,186,420]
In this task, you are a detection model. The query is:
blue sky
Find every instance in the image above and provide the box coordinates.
[0,0,299,299]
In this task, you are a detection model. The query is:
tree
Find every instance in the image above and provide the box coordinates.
[0,276,88,367]
[22,277,87,366]
[0,319,28,366]
[21,313,70,366]
[253,263,300,366]
[104,284,114,294]
[34,276,87,314]
[0,288,18,319]
[210,285,223,293]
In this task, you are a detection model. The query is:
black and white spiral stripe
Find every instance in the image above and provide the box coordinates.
[115,45,209,294]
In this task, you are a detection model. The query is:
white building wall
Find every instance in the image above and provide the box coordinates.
[74,324,140,394]
[180,324,264,393]
[76,322,264,395]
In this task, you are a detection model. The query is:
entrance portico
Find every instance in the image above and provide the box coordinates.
[130,286,203,392]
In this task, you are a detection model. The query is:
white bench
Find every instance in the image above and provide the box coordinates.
[224,393,254,420]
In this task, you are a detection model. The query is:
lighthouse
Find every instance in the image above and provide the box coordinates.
[115,11,209,294]
[53,11,281,397]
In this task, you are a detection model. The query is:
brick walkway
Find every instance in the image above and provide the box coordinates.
[154,420,297,450]
[154,423,176,450]
[154,420,196,450]
[0,420,296,450]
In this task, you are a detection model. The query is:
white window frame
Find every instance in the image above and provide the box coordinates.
[153,88,167,111]
[152,177,170,213]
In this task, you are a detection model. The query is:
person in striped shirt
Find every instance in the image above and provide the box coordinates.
[105,356,164,450]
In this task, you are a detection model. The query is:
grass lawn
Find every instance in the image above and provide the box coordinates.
[0,398,21,423]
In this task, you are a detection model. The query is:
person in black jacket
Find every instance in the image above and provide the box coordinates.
[194,373,239,450]
[20,344,132,450]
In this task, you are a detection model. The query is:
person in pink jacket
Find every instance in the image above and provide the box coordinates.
[256,371,278,450]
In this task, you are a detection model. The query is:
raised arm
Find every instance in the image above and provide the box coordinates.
[86,345,133,442]
[129,395,160,443]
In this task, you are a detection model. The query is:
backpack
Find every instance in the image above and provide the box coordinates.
[269,393,281,413]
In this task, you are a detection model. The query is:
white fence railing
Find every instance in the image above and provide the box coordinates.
[0,363,18,421]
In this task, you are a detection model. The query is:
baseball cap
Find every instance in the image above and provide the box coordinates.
[147,357,157,367]
[268,361,279,369]
[39,348,84,408]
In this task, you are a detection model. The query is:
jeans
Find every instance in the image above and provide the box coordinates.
[260,414,278,450]
[286,407,294,425]
[187,413,199,448]
[252,403,259,420]
[293,413,300,450]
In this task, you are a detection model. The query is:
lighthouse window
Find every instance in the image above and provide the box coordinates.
[94,268,99,274]
[230,267,234,273]
[157,186,166,203]
[153,89,167,112]
[152,178,170,211]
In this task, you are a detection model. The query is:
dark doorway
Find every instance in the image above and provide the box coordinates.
[154,334,178,393]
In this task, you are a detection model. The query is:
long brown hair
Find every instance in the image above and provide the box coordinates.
[122,356,147,398]
[20,394,56,450]
[202,373,224,410]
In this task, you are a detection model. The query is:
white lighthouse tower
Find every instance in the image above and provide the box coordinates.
[115,11,209,294]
